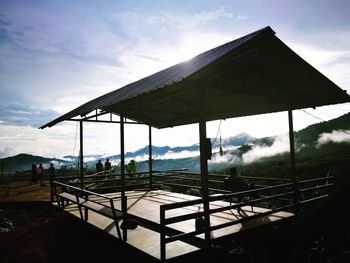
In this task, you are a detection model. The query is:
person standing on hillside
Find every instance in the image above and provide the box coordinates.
[31,163,38,183]
[96,160,103,174]
[225,167,246,191]
[224,166,247,213]
[37,163,45,186]
[48,162,56,182]
[48,162,56,201]
[104,158,112,174]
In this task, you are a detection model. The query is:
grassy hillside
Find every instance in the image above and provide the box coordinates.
[209,113,350,191]
[0,154,68,172]
[295,112,350,144]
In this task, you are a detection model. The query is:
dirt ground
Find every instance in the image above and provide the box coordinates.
[0,180,52,202]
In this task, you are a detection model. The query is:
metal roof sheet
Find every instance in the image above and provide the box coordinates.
[40,26,350,129]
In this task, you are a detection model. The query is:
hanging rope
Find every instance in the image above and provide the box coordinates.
[212,120,222,145]
[219,131,224,156]
[72,121,79,167]
[212,120,224,156]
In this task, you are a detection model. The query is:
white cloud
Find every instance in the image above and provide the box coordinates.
[190,8,233,27]
[0,103,59,127]
[288,43,348,68]
[0,124,76,158]
[0,146,13,159]
[209,151,239,164]
[317,130,350,145]
[118,8,233,33]
[286,41,350,93]
[236,14,248,21]
[155,150,199,160]
[242,134,290,163]
[112,10,235,82]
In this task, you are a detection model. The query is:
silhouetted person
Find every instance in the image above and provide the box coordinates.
[48,162,56,182]
[224,166,247,212]
[96,160,103,173]
[104,158,112,171]
[37,163,45,186]
[31,163,38,183]
[48,162,56,201]
[225,167,246,191]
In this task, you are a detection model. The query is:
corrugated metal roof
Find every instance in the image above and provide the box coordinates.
[40,26,275,129]
[40,26,350,129]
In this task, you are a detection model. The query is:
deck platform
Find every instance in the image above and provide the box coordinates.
[58,190,294,260]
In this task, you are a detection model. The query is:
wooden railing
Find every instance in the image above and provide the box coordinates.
[158,175,333,260]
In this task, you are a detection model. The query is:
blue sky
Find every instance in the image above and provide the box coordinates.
[0,0,350,159]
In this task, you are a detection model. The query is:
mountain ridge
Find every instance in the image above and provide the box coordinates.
[1,113,349,172]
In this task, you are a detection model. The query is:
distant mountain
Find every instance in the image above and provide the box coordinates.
[1,113,349,173]
[90,132,257,164]
[218,132,257,147]
[0,154,69,172]
[125,145,199,159]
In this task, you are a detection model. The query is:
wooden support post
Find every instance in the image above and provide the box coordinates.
[198,89,211,246]
[199,120,211,246]
[160,206,166,261]
[79,120,84,189]
[149,125,153,190]
[288,110,300,215]
[120,115,127,241]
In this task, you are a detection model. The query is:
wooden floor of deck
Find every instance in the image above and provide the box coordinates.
[58,190,294,260]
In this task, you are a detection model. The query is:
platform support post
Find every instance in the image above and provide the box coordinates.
[288,110,300,215]
[120,115,127,241]
[199,119,211,246]
[149,125,153,190]
[79,120,84,188]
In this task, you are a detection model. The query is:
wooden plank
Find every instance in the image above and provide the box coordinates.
[82,200,123,219]
[58,190,294,260]
[59,192,80,202]
[106,190,293,238]
[58,192,123,219]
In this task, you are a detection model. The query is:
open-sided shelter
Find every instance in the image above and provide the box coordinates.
[41,26,350,255]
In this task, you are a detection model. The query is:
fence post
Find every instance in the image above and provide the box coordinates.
[122,195,128,241]
[160,206,166,261]
[149,125,153,190]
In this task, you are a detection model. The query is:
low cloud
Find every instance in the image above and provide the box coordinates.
[0,103,59,128]
[317,130,350,145]
[0,123,78,159]
[0,146,13,159]
[155,150,199,160]
[209,152,240,164]
[242,134,290,164]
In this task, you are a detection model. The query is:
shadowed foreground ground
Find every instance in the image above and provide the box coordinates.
[0,202,246,263]
[0,181,250,262]
[0,202,159,263]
